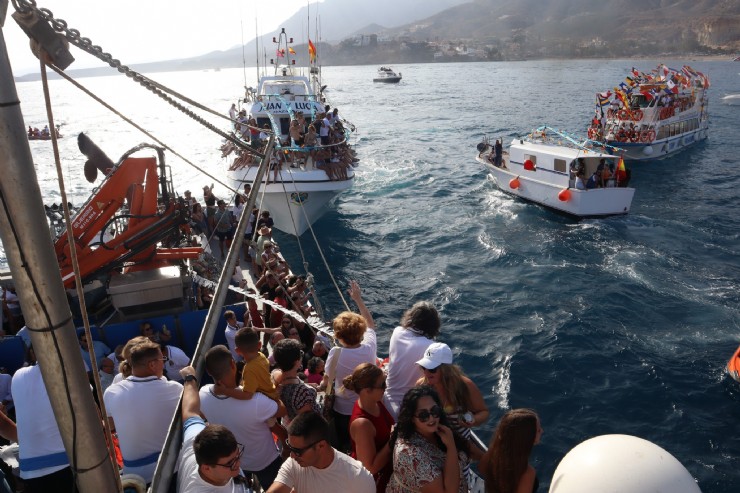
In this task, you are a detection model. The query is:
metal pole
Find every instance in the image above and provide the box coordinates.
[0,22,121,493]
[149,137,275,493]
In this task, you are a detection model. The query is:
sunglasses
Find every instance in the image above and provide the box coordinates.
[372,380,387,390]
[212,443,244,469]
[284,438,321,456]
[415,405,442,423]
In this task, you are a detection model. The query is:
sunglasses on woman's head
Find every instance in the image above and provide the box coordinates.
[415,405,442,422]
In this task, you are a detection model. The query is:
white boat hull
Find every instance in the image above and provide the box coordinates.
[483,163,634,216]
[607,127,708,161]
[227,166,353,235]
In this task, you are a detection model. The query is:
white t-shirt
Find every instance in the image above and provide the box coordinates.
[326,329,377,415]
[275,449,374,493]
[199,385,280,471]
[177,417,247,493]
[384,326,434,419]
[225,322,244,363]
[164,345,191,382]
[103,375,183,482]
[11,365,69,479]
[107,351,123,375]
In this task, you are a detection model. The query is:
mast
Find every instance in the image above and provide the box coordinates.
[0,8,120,492]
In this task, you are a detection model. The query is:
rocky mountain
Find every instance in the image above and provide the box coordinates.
[373,0,740,53]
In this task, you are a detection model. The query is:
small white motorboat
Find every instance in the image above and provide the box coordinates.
[476,126,635,217]
[373,66,402,83]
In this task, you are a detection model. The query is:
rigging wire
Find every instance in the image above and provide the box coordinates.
[38,56,121,486]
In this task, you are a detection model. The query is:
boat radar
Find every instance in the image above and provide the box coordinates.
[549,434,701,493]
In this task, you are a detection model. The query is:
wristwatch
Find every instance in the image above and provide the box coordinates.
[184,374,198,383]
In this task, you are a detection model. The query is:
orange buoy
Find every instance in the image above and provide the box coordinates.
[727,344,740,383]
[509,178,521,189]
[523,159,535,171]
[558,189,571,202]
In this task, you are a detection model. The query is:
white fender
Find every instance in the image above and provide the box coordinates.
[549,434,701,493]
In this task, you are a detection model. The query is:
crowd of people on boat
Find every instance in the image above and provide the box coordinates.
[222,104,358,181]
[26,125,60,139]
[0,278,545,493]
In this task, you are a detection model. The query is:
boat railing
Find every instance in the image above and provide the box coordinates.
[529,125,624,155]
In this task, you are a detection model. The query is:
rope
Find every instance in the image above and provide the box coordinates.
[39,57,121,486]
[281,167,349,311]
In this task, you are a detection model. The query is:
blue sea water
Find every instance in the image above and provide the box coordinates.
[4,59,740,491]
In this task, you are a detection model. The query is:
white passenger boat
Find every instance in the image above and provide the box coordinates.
[476,127,635,217]
[223,28,358,237]
[373,66,402,83]
[587,65,709,161]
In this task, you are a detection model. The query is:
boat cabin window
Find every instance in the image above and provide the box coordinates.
[631,95,650,108]
[256,117,272,131]
[524,154,537,165]
[554,159,567,173]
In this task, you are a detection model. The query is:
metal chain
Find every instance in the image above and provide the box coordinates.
[13,0,263,157]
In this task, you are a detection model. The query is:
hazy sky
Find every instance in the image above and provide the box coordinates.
[3,0,318,75]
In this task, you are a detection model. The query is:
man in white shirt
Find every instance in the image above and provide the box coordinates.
[103,340,182,483]
[223,310,244,363]
[177,366,249,492]
[199,345,285,488]
[11,348,77,492]
[266,411,374,493]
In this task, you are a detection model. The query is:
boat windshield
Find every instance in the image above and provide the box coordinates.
[631,94,650,108]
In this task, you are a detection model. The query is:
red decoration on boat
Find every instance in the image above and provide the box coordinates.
[523,159,535,171]
[509,178,520,189]
[558,189,571,202]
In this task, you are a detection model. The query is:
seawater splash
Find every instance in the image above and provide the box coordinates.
[494,354,513,410]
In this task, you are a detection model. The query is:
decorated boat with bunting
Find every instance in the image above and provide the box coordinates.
[221,28,358,237]
[476,126,635,217]
[587,65,709,161]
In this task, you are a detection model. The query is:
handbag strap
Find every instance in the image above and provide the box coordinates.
[325,347,342,395]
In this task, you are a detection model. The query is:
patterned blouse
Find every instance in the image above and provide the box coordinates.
[279,380,321,420]
[386,432,468,493]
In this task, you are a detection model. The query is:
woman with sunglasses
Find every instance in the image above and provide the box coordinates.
[387,386,469,493]
[479,409,543,493]
[344,363,395,493]
[416,342,489,460]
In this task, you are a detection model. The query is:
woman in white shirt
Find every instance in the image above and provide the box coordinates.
[321,280,377,453]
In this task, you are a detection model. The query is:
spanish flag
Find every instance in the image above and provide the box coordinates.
[308,39,317,63]
[288,47,296,55]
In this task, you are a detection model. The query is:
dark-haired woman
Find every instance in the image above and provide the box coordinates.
[345,363,395,493]
[385,301,441,419]
[479,409,543,493]
[273,338,320,425]
[387,386,469,493]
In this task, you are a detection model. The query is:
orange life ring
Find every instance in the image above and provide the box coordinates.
[640,131,650,143]
[647,129,656,142]
[632,109,643,121]
[630,133,639,143]
[617,109,629,120]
